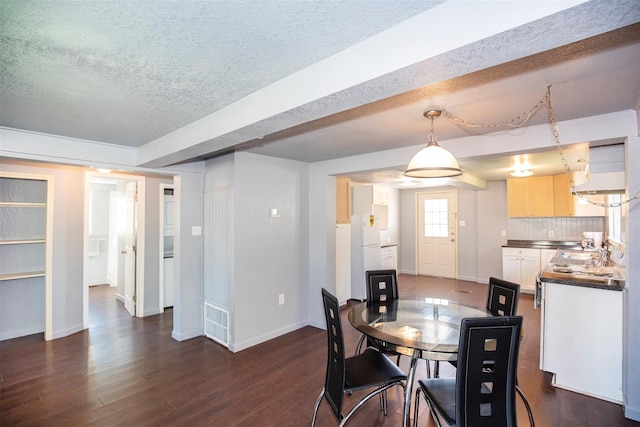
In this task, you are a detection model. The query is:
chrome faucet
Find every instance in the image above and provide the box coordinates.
[586,241,609,262]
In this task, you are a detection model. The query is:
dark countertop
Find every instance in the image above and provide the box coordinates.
[539,249,625,291]
[503,240,583,250]
[381,243,398,248]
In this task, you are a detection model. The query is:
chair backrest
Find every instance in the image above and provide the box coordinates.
[455,315,523,427]
[365,269,398,303]
[320,288,346,421]
[486,277,520,316]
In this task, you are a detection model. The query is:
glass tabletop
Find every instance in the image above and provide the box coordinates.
[348,298,492,360]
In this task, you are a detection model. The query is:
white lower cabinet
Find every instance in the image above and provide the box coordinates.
[540,282,623,403]
[540,249,558,267]
[380,245,397,271]
[502,247,540,293]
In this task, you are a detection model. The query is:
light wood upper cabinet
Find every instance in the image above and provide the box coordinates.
[507,176,554,217]
[529,176,555,216]
[553,173,575,216]
[336,177,351,224]
[508,174,605,217]
[506,177,529,217]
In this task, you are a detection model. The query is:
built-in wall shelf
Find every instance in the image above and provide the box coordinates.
[1,173,53,340]
[0,271,46,281]
[0,202,46,207]
[0,239,46,245]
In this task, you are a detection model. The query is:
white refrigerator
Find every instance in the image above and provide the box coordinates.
[351,215,381,301]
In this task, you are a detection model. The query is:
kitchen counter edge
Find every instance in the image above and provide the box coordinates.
[539,273,625,291]
[502,240,582,250]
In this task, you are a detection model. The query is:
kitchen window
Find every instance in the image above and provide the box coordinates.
[607,194,622,241]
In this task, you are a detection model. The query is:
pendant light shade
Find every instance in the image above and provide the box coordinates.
[404,110,462,178]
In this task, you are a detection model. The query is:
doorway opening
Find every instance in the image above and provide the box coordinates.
[84,172,144,329]
[159,185,174,312]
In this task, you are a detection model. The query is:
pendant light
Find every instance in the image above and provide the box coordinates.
[404,110,462,178]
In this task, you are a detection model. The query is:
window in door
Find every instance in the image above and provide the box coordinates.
[424,198,448,238]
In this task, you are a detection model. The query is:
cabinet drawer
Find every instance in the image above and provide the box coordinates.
[502,247,540,258]
[381,246,395,256]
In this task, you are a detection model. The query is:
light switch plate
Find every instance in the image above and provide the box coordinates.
[192,226,202,236]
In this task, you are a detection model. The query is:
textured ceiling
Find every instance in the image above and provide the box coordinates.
[1,0,639,185]
[0,0,438,146]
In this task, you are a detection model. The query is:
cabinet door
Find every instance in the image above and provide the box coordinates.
[373,185,389,205]
[352,185,373,215]
[336,177,351,224]
[506,178,529,217]
[520,256,540,292]
[540,249,557,267]
[502,255,521,284]
[553,174,574,216]
[529,176,554,217]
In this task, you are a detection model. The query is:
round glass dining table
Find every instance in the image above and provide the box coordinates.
[348,298,491,427]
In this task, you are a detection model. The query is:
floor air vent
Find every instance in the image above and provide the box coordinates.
[204,302,229,347]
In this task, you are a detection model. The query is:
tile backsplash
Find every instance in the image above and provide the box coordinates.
[508,217,605,241]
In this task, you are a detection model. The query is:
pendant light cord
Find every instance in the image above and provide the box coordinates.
[441,86,639,208]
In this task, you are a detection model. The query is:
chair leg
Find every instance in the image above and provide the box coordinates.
[414,386,443,427]
[381,388,388,415]
[340,381,405,427]
[433,360,440,378]
[355,334,366,355]
[310,388,325,427]
[413,387,422,427]
[424,359,431,378]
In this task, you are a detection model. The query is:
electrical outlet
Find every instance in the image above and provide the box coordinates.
[278,294,285,305]
[548,230,555,238]
[501,230,506,237]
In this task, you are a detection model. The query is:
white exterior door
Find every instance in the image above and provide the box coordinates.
[417,191,457,278]
[123,181,137,316]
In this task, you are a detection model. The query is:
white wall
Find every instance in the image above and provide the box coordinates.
[205,152,309,351]
[457,188,478,282]
[623,117,640,421]
[171,171,205,341]
[476,181,509,282]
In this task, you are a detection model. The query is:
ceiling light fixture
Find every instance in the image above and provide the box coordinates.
[510,169,533,177]
[96,168,112,174]
[404,110,462,178]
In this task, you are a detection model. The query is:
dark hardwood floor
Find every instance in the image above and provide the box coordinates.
[1,277,637,426]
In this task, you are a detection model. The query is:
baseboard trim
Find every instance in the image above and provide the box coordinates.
[625,405,640,422]
[52,323,84,339]
[229,320,307,353]
[171,328,202,342]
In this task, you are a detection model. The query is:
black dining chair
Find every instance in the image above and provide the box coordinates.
[435,277,534,426]
[354,270,399,356]
[435,276,521,374]
[311,288,407,427]
[487,277,535,426]
[356,270,434,377]
[487,276,520,316]
[413,315,524,427]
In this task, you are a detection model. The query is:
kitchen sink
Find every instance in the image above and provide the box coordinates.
[559,251,601,261]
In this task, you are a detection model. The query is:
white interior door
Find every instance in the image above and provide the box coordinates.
[123,181,137,316]
[417,190,457,278]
